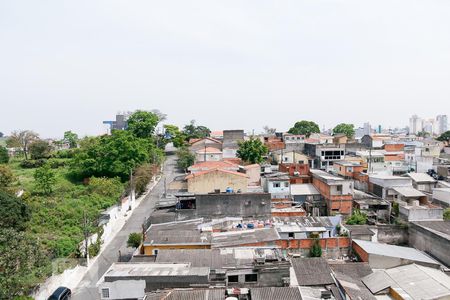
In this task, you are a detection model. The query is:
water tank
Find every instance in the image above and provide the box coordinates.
[226,187,233,193]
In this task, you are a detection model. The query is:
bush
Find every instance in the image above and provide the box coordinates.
[443,208,450,221]
[0,146,9,164]
[0,165,15,188]
[47,158,67,169]
[346,209,368,225]
[133,164,155,195]
[309,239,322,257]
[127,232,142,248]
[34,164,56,195]
[29,140,52,160]
[53,149,78,159]
[87,177,123,198]
[20,159,46,169]
[392,202,399,217]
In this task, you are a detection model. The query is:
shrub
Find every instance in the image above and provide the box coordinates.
[309,239,322,257]
[0,146,9,164]
[133,164,155,195]
[29,140,52,160]
[127,232,142,248]
[87,177,123,198]
[20,159,46,169]
[0,165,15,188]
[443,208,450,221]
[346,209,368,225]
[34,164,56,195]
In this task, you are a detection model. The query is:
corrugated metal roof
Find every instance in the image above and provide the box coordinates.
[164,289,226,300]
[251,287,303,300]
[104,263,209,278]
[361,271,395,294]
[211,228,280,248]
[352,239,440,266]
[412,221,450,240]
[291,258,334,286]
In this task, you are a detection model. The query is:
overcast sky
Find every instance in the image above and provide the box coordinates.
[1,0,449,138]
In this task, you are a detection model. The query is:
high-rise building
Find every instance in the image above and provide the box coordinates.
[409,115,423,134]
[422,118,435,135]
[436,115,448,135]
[363,122,372,135]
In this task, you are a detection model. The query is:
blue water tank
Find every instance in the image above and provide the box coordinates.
[226,187,233,193]
[247,223,255,229]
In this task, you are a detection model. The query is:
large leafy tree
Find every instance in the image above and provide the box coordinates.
[0,191,30,231]
[127,110,160,138]
[237,137,268,164]
[0,146,8,164]
[437,131,450,142]
[164,124,187,148]
[6,130,39,160]
[29,139,52,159]
[183,120,211,140]
[333,123,355,138]
[288,121,320,137]
[0,228,47,299]
[63,130,79,148]
[72,130,159,180]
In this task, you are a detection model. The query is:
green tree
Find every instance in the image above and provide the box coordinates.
[133,163,155,195]
[71,131,159,180]
[29,139,52,159]
[309,239,322,257]
[346,209,368,225]
[0,191,30,231]
[87,177,123,198]
[0,165,15,188]
[0,228,47,299]
[164,124,187,148]
[176,147,195,172]
[417,131,430,138]
[34,164,56,195]
[288,120,320,137]
[64,131,79,148]
[6,130,39,160]
[127,232,142,248]
[437,130,450,142]
[127,110,160,138]
[444,208,450,221]
[0,146,8,164]
[236,137,268,164]
[333,123,355,138]
[182,120,211,140]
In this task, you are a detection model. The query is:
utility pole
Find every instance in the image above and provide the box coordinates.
[204,144,207,162]
[368,147,372,173]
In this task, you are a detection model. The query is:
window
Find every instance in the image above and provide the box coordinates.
[101,288,110,299]
[284,182,289,187]
[336,185,342,192]
[245,274,258,282]
[274,182,280,188]
[228,275,239,283]
[288,232,294,238]
[153,249,159,255]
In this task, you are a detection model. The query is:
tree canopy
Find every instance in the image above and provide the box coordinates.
[71,130,162,180]
[164,124,187,148]
[126,110,160,138]
[236,137,268,164]
[29,140,52,159]
[333,123,355,138]
[183,120,211,140]
[6,130,39,160]
[0,191,31,231]
[0,145,8,164]
[34,164,57,195]
[437,130,450,142]
[287,120,320,137]
[176,147,195,172]
[346,209,368,225]
[63,131,79,148]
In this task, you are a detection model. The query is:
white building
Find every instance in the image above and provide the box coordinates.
[436,114,448,135]
[409,115,423,135]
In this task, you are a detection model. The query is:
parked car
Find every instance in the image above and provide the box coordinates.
[47,287,71,300]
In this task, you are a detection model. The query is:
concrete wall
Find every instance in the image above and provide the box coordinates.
[399,206,443,222]
[187,170,248,193]
[409,223,450,267]
[99,280,145,300]
[376,225,409,245]
[195,193,271,218]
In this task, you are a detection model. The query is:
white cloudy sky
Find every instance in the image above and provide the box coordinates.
[1,0,449,138]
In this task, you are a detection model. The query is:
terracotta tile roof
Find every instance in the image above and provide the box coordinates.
[195,147,222,154]
[185,168,249,180]
[189,161,238,170]
[223,158,242,164]
[189,137,222,145]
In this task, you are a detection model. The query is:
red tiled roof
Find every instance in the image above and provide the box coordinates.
[196,147,222,154]
[189,160,238,170]
[189,137,222,145]
[185,168,249,180]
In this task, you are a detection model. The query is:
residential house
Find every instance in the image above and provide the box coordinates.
[262,173,290,199]
[406,172,437,193]
[432,188,450,207]
[188,160,238,174]
[195,147,223,162]
[333,160,364,179]
[310,169,354,215]
[272,150,310,165]
[304,143,346,170]
[361,134,392,149]
[189,137,222,152]
[368,174,413,199]
[333,134,348,145]
[353,190,390,224]
[186,169,249,194]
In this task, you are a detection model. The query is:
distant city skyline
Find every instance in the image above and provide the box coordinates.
[1,1,450,138]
